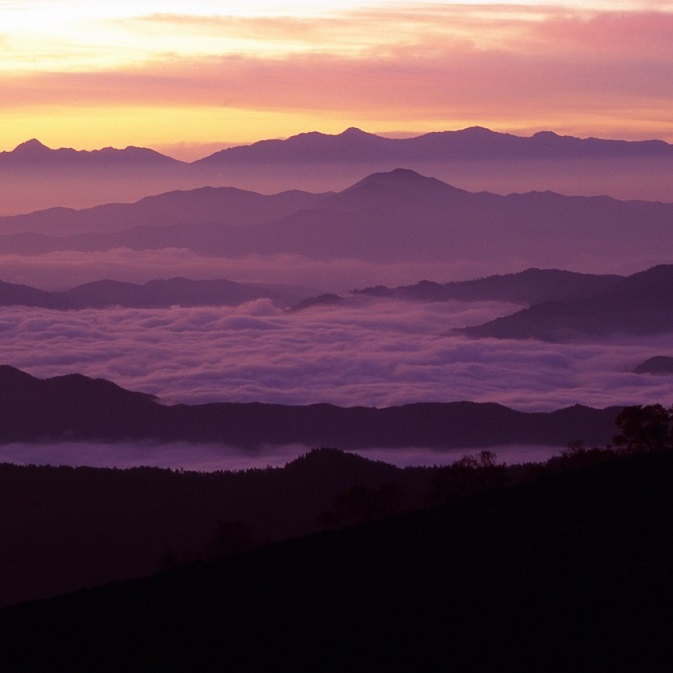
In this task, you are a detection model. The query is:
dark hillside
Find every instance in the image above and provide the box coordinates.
[0,448,430,608]
[2,450,671,672]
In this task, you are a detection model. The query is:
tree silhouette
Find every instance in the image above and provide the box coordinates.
[613,404,673,453]
[430,450,507,504]
[319,483,406,528]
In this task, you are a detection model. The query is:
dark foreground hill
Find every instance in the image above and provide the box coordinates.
[0,448,431,608]
[0,366,619,448]
[2,449,671,672]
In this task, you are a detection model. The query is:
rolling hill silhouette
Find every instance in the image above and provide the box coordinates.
[0,185,327,236]
[0,366,619,448]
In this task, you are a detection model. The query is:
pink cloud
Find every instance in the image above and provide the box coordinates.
[1,9,672,134]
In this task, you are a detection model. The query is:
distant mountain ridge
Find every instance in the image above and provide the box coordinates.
[0,277,312,309]
[2,169,673,270]
[3,128,673,215]
[4,127,673,169]
[1,139,184,167]
[0,186,327,236]
[194,126,673,164]
[0,366,619,448]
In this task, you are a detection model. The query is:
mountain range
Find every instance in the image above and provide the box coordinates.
[2,169,673,271]
[0,366,619,448]
[195,126,673,164]
[2,127,672,214]
[4,127,673,168]
[0,138,184,168]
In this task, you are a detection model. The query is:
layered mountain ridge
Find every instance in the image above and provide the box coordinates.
[1,169,673,270]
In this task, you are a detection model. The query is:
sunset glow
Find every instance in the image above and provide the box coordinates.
[1,0,672,154]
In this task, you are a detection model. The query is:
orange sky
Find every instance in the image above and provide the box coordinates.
[1,1,672,157]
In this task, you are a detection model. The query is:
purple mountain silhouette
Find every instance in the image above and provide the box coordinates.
[2,169,672,270]
[355,268,624,305]
[0,365,619,448]
[0,186,328,236]
[460,265,673,340]
[0,139,183,167]
[195,127,673,164]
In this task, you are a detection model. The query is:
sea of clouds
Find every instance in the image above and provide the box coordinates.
[2,296,672,412]
[3,294,672,470]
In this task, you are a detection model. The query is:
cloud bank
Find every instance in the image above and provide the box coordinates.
[3,298,673,412]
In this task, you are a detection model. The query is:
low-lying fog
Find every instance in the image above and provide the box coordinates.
[0,441,565,472]
[3,297,672,412]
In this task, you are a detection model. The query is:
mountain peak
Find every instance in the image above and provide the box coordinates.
[353,167,437,187]
[339,127,369,137]
[341,168,467,200]
[12,138,51,155]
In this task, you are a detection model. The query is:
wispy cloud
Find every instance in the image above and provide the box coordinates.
[1,3,673,145]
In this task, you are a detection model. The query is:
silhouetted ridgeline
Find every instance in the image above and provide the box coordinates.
[354,268,623,305]
[5,128,671,172]
[0,366,619,447]
[2,170,673,268]
[194,126,673,164]
[460,264,673,340]
[1,449,671,671]
[0,448,432,607]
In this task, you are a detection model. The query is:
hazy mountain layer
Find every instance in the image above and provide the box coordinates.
[0,277,312,309]
[2,128,672,214]
[2,170,673,274]
[0,186,327,236]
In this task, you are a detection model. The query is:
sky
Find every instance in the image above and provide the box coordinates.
[1,0,672,156]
